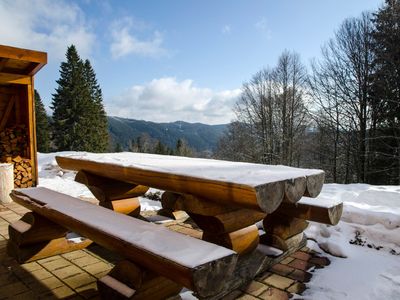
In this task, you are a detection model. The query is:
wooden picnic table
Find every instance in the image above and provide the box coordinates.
[56,153,325,212]
[56,153,330,256]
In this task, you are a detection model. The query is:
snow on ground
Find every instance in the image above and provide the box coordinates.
[303,184,400,299]
[36,152,400,299]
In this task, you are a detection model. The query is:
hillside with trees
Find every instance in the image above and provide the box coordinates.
[108,116,226,155]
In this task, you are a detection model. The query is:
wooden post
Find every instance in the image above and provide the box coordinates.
[75,170,148,217]
[98,260,182,300]
[0,163,13,203]
[168,193,265,255]
[7,212,92,263]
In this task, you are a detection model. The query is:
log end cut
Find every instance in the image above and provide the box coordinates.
[191,252,238,298]
[255,181,285,213]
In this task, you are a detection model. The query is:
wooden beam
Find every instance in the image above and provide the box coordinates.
[98,260,183,299]
[0,72,31,85]
[75,170,149,201]
[0,95,15,131]
[275,200,343,225]
[0,58,8,72]
[262,214,309,240]
[10,187,238,298]
[0,44,47,65]
[24,62,44,76]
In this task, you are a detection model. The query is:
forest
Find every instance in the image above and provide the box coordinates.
[215,1,400,185]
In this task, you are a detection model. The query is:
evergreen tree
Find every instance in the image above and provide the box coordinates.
[83,59,109,152]
[370,0,400,184]
[52,45,109,152]
[175,138,193,156]
[115,143,123,152]
[34,90,50,152]
[154,140,167,154]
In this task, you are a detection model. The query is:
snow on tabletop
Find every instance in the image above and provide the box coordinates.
[57,152,324,187]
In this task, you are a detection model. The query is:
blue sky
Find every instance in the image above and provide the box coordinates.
[0,0,382,124]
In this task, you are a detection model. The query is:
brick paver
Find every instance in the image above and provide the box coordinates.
[0,202,331,299]
[262,274,294,290]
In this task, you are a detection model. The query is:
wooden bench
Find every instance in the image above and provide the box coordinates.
[8,187,238,299]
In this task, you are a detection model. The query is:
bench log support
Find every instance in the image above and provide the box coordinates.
[158,191,189,220]
[8,212,92,263]
[75,171,149,217]
[163,192,266,255]
[98,260,182,300]
[260,213,308,251]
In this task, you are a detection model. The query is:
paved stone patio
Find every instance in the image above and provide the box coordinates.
[0,202,330,299]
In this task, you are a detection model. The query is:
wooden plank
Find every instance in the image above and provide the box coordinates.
[262,214,309,240]
[10,187,237,298]
[8,212,67,246]
[75,170,149,201]
[189,210,266,234]
[99,260,183,300]
[0,45,47,64]
[56,154,325,213]
[0,58,8,72]
[24,62,42,76]
[275,200,343,225]
[28,82,38,185]
[0,95,15,131]
[202,225,259,255]
[0,72,31,85]
[7,237,92,263]
[174,193,236,216]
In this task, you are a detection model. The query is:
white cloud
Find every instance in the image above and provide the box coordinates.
[106,77,241,124]
[0,0,95,60]
[110,18,166,59]
[222,25,231,34]
[255,17,272,39]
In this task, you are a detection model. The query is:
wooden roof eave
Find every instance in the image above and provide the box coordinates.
[0,45,47,76]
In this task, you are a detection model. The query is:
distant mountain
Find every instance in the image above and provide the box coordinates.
[107,116,227,154]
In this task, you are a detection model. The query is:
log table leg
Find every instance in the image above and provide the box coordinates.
[260,213,309,252]
[7,212,92,263]
[98,260,182,300]
[157,191,189,220]
[164,192,266,255]
[75,171,149,217]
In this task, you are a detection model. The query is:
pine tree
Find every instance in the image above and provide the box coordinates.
[83,59,109,152]
[370,0,400,184]
[115,143,123,152]
[34,90,50,152]
[175,138,193,156]
[52,45,109,152]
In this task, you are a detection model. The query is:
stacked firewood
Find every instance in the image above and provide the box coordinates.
[0,125,32,188]
[2,156,33,188]
[0,125,29,157]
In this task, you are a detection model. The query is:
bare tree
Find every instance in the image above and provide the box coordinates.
[308,12,374,182]
[220,51,309,166]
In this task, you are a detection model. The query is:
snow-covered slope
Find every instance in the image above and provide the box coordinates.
[36,152,400,299]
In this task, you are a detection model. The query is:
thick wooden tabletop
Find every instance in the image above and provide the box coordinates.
[56,153,325,213]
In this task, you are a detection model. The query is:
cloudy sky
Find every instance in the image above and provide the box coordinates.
[0,0,381,124]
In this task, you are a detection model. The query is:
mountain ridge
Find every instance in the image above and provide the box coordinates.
[107,116,227,153]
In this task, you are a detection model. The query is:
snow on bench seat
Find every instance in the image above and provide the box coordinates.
[10,187,238,297]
